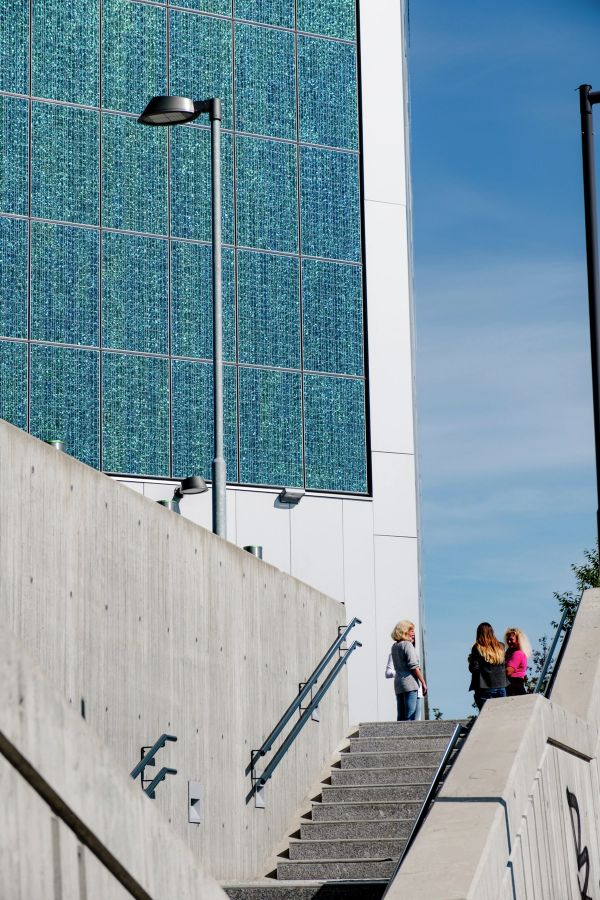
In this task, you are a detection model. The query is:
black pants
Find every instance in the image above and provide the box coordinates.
[507,677,526,696]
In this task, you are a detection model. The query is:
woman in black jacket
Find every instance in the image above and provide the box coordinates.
[468,622,508,711]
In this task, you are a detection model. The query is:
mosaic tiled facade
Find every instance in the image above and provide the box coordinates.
[0,0,367,493]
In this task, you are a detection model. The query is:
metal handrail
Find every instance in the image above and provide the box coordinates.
[246,617,361,775]
[130,733,177,781]
[383,722,467,895]
[534,602,579,696]
[252,640,362,794]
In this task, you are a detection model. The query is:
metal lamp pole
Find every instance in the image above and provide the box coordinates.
[579,84,600,547]
[139,95,226,538]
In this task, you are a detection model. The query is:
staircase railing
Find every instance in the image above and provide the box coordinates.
[534,598,580,697]
[247,618,362,806]
[383,721,469,895]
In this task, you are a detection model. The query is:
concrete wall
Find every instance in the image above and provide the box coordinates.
[388,588,600,899]
[117,0,421,727]
[0,419,349,881]
[0,625,227,900]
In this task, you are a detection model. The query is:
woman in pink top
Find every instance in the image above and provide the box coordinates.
[504,628,532,696]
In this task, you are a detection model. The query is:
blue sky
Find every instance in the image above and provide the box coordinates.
[409,0,600,717]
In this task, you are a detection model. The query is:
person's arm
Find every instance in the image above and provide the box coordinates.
[385,653,394,679]
[410,665,427,695]
[468,650,480,674]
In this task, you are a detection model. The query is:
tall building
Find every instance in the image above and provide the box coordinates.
[0,0,418,722]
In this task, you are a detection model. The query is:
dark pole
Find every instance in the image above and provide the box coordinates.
[579,84,600,547]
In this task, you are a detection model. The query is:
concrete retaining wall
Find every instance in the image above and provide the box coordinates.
[0,625,227,900]
[388,588,600,899]
[0,420,349,880]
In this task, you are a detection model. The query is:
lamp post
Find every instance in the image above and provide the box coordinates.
[139,96,226,538]
[579,84,600,547]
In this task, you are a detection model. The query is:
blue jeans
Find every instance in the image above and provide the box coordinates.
[396,690,418,721]
[475,687,506,711]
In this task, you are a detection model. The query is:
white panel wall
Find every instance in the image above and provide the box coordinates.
[115,0,419,726]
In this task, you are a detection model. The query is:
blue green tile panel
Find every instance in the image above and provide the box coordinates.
[235,24,296,140]
[0,218,28,339]
[170,126,234,243]
[239,367,302,486]
[102,113,167,234]
[300,146,360,262]
[0,340,27,429]
[172,360,238,480]
[236,137,298,253]
[0,97,28,216]
[302,259,363,376]
[303,374,366,492]
[32,0,99,106]
[298,36,358,150]
[30,344,100,467]
[102,352,169,475]
[0,0,28,94]
[170,12,233,131]
[297,0,356,40]
[174,0,231,14]
[102,233,168,354]
[32,103,99,226]
[102,0,166,114]
[234,0,293,28]
[31,223,99,346]
[237,251,300,368]
[171,243,236,361]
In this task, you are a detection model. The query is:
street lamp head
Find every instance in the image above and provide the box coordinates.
[138,95,198,126]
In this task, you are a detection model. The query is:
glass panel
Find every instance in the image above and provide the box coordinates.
[30,344,100,468]
[31,223,99,346]
[171,242,235,361]
[170,126,234,243]
[0,0,28,94]
[102,0,166,114]
[303,374,366,492]
[102,352,169,475]
[237,251,299,368]
[175,0,231,13]
[298,36,357,150]
[297,0,356,41]
[300,146,360,261]
[239,366,302,486]
[0,340,27,429]
[102,232,168,354]
[234,0,293,28]
[102,113,167,234]
[235,24,296,140]
[31,102,99,226]
[236,136,297,253]
[170,12,233,131]
[0,97,28,216]
[302,259,363,375]
[32,0,99,106]
[0,218,28,339]
[171,360,237,480]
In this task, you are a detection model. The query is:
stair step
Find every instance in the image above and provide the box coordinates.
[288,838,403,861]
[222,883,387,900]
[358,720,463,738]
[340,750,443,769]
[312,800,422,822]
[331,765,437,786]
[348,736,449,753]
[301,819,412,840]
[320,783,429,803]
[277,859,396,881]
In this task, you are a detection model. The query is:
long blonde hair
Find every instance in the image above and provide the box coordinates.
[504,627,532,659]
[473,622,504,665]
[391,619,414,642]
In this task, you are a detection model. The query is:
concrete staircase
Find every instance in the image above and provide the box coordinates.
[223,720,464,900]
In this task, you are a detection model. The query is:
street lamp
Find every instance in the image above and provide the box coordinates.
[579,84,600,547]
[139,95,226,539]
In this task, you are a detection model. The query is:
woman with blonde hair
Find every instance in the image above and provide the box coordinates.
[504,627,532,696]
[468,622,508,711]
[388,619,427,721]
